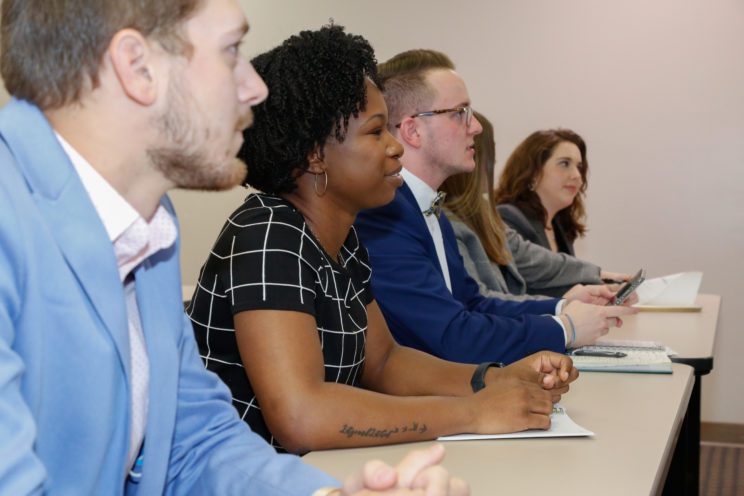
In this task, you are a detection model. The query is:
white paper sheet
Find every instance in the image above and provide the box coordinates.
[635,271,702,307]
[437,404,593,441]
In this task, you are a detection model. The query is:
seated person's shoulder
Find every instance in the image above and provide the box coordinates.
[496,203,533,232]
[230,193,299,224]
[445,213,475,242]
[227,194,307,233]
[495,203,524,222]
[212,194,306,255]
[357,188,410,223]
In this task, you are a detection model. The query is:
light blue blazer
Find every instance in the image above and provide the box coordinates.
[0,98,336,495]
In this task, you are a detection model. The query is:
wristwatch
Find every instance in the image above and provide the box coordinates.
[470,361,504,392]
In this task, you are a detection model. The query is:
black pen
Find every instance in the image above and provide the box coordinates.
[602,278,625,284]
[571,350,627,358]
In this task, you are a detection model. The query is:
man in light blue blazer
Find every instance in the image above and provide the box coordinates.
[355,50,635,365]
[0,1,466,495]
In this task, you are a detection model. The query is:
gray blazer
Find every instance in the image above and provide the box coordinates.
[447,212,601,301]
[497,203,575,255]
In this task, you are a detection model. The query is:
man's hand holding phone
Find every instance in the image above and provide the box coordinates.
[561,300,639,349]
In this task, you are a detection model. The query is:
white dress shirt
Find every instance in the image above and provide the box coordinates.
[56,133,177,470]
[401,168,452,292]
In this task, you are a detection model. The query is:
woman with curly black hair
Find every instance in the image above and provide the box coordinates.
[187,25,577,454]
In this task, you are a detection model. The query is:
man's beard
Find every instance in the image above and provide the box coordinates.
[149,145,247,191]
[148,77,250,191]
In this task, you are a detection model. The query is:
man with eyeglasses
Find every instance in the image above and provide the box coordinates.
[355,49,634,366]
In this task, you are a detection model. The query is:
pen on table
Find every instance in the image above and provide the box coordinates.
[571,350,627,358]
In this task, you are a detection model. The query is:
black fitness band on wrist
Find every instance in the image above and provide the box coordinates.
[470,361,504,392]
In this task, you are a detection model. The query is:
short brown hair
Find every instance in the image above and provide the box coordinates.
[494,129,589,242]
[377,49,454,130]
[442,111,511,265]
[1,0,204,110]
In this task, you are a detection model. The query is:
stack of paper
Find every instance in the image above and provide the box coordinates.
[634,271,702,311]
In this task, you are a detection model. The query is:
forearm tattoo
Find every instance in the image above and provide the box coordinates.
[338,421,429,439]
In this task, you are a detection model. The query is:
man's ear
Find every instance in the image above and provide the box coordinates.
[397,119,421,149]
[108,28,158,106]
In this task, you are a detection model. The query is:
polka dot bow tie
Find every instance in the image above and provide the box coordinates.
[423,191,447,218]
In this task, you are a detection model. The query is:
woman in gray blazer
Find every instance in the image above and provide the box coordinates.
[493,128,589,255]
[441,112,623,300]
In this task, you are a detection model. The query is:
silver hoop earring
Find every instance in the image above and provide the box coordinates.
[314,170,328,196]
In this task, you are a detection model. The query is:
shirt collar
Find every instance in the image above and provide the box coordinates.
[56,131,139,242]
[55,132,177,281]
[401,168,439,214]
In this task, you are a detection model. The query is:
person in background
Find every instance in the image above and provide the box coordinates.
[354,49,636,366]
[494,129,590,255]
[442,111,631,299]
[187,25,578,456]
[0,1,467,494]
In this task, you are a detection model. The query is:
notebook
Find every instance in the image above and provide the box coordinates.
[568,339,673,374]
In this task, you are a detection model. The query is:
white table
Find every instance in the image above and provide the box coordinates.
[611,293,720,495]
[304,363,694,495]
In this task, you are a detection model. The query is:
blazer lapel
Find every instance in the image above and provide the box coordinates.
[528,214,552,249]
[132,250,180,490]
[0,99,131,375]
[438,212,465,290]
[399,184,444,277]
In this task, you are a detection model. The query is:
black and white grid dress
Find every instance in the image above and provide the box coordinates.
[187,194,373,452]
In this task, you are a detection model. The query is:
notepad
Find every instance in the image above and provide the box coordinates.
[437,404,593,440]
[634,271,702,311]
[568,339,673,374]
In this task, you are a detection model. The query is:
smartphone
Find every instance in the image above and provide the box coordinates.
[608,269,645,306]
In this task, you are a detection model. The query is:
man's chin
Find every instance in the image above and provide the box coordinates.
[174,158,248,192]
[200,158,247,191]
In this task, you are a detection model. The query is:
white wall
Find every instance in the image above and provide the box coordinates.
[2,0,741,423]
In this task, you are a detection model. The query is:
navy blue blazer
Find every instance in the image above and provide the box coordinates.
[355,183,565,365]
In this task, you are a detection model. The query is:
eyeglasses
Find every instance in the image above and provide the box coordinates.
[395,106,473,128]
